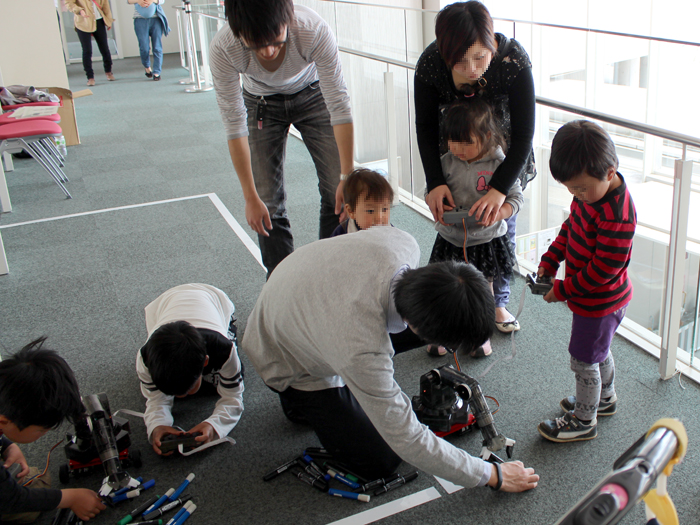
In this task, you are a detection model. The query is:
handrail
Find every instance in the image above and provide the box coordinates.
[188,9,700,151]
[304,0,700,48]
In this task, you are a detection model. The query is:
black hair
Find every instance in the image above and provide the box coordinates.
[435,1,496,69]
[0,337,83,431]
[143,321,207,396]
[394,261,494,350]
[343,168,394,211]
[443,98,506,158]
[225,0,294,49]
[549,120,619,182]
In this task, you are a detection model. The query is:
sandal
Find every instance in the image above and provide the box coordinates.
[495,314,520,333]
[469,340,492,358]
[106,72,115,81]
[87,78,95,86]
[145,68,153,78]
[153,74,161,81]
[426,345,447,357]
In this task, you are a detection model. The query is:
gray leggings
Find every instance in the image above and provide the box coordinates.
[570,353,615,421]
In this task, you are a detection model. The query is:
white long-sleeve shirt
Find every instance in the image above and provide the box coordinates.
[209,4,352,140]
[136,284,244,441]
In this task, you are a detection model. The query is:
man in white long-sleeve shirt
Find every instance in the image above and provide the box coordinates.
[210,0,354,278]
[136,284,244,455]
[242,226,538,492]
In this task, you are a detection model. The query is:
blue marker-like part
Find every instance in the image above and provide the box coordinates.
[164,502,190,525]
[114,477,143,496]
[302,455,331,481]
[144,489,175,516]
[328,469,360,489]
[328,488,370,502]
[111,490,140,504]
[140,479,156,491]
[169,473,194,502]
[173,503,196,525]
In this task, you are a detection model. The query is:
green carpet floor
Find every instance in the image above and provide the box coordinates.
[0,54,698,525]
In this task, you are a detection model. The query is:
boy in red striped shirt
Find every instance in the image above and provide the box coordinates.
[536,120,637,443]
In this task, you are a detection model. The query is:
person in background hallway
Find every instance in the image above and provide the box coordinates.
[65,0,115,86]
[128,0,170,81]
[210,0,354,278]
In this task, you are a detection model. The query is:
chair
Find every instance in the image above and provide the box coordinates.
[0,110,65,171]
[0,120,71,198]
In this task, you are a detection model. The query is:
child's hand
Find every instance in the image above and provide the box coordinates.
[2,444,29,478]
[543,287,559,303]
[59,488,106,521]
[426,185,455,225]
[151,426,184,455]
[537,267,547,278]
[469,188,506,227]
[188,422,218,444]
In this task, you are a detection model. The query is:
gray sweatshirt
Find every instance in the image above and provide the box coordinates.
[437,146,524,247]
[242,226,489,488]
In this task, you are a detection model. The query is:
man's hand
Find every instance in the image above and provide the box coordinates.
[469,187,506,227]
[188,422,218,445]
[426,185,455,225]
[2,444,29,478]
[335,180,346,222]
[151,425,183,455]
[245,195,272,237]
[488,461,539,492]
[59,489,106,521]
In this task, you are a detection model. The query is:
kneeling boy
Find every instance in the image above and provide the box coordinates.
[0,338,106,522]
[136,284,244,455]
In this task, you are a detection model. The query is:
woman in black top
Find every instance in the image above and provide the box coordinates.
[414,0,535,333]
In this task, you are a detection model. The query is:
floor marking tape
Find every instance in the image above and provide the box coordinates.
[433,476,464,494]
[325,487,441,525]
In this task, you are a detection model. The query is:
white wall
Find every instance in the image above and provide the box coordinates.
[112,0,183,59]
[0,0,69,89]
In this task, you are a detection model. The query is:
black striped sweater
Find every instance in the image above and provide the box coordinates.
[539,173,637,317]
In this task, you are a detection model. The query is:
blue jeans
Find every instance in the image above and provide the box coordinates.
[243,82,341,276]
[493,213,517,308]
[134,17,163,74]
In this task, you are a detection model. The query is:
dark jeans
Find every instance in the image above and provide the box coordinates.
[76,19,112,79]
[278,327,425,480]
[279,386,402,480]
[243,82,341,277]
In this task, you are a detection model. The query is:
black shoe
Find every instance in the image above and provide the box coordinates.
[145,69,153,78]
[560,394,617,416]
[153,74,161,81]
[538,412,597,443]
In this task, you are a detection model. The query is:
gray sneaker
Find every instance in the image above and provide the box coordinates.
[560,393,617,416]
[538,412,597,442]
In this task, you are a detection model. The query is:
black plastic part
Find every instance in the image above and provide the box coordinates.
[159,432,203,453]
[59,463,70,484]
[526,272,553,295]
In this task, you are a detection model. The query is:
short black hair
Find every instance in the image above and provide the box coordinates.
[549,120,619,182]
[143,321,207,396]
[0,338,83,431]
[394,261,494,351]
[443,98,506,158]
[343,168,394,211]
[435,1,496,69]
[225,0,294,48]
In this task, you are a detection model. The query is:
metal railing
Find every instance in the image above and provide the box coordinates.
[184,1,700,382]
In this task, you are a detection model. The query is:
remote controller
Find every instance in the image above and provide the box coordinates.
[527,273,553,295]
[159,432,203,453]
[442,206,471,224]
[6,463,21,479]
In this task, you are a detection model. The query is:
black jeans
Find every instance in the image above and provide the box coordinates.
[278,327,426,480]
[76,19,112,79]
[243,82,342,278]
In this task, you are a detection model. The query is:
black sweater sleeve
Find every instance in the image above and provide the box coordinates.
[414,72,448,193]
[488,67,536,195]
[0,453,62,514]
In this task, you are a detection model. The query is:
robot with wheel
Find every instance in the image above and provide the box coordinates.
[59,393,141,489]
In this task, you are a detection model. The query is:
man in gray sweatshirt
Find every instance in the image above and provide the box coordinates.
[242,226,538,491]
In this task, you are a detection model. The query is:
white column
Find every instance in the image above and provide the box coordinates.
[384,70,399,203]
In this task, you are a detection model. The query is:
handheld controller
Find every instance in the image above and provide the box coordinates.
[527,273,553,295]
[6,463,22,479]
[159,432,203,454]
[442,206,471,224]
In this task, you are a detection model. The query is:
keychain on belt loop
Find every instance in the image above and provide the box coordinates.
[257,96,267,130]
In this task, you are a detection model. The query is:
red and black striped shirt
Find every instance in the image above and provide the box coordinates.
[539,173,637,317]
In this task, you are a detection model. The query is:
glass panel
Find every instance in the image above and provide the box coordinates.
[59,0,118,62]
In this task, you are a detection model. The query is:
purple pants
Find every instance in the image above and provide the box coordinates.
[568,307,626,364]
